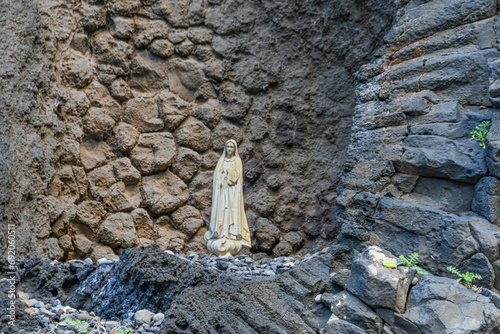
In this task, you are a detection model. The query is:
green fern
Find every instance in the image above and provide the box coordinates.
[397,253,428,275]
[447,266,482,287]
[471,120,490,149]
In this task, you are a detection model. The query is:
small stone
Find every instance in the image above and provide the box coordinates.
[34,301,45,308]
[83,258,93,265]
[153,313,165,322]
[98,258,114,265]
[216,260,229,270]
[315,294,323,303]
[412,277,419,285]
[78,312,92,321]
[134,309,155,324]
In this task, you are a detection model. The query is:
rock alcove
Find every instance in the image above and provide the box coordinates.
[0,0,396,261]
[3,0,500,333]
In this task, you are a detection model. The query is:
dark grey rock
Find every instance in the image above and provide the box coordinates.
[322,291,383,334]
[403,275,500,334]
[345,245,415,313]
[481,288,500,309]
[323,315,367,334]
[405,177,474,213]
[468,216,500,262]
[472,176,500,225]
[372,198,480,275]
[493,260,500,290]
[395,135,487,183]
[460,253,495,289]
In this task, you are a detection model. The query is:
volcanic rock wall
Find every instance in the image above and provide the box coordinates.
[337,0,500,289]
[0,0,396,260]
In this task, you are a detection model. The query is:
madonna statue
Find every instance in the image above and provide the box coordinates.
[205,139,251,257]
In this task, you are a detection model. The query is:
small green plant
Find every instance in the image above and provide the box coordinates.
[78,330,92,334]
[471,120,490,149]
[397,253,428,275]
[117,328,132,334]
[447,266,482,287]
[60,317,89,328]
[48,319,91,334]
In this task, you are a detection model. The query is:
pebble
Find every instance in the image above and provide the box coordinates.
[83,258,93,265]
[98,258,114,265]
[28,299,39,307]
[78,312,92,321]
[153,313,165,322]
[34,301,45,308]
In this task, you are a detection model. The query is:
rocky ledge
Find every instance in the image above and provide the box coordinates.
[2,241,500,334]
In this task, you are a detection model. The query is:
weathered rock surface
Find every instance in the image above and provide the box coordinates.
[336,0,500,290]
[4,242,500,333]
[0,0,398,260]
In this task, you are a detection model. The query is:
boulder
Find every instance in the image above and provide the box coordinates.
[219,82,252,122]
[373,198,481,270]
[75,200,106,233]
[345,245,415,313]
[130,132,177,174]
[171,147,202,182]
[80,139,114,172]
[404,177,474,214]
[97,213,138,249]
[460,253,495,289]
[47,166,81,204]
[76,3,106,32]
[468,216,500,262]
[110,16,135,40]
[129,50,169,91]
[134,309,155,324]
[174,117,212,152]
[113,123,140,153]
[88,163,117,198]
[254,218,280,251]
[61,50,92,88]
[168,58,207,101]
[141,171,188,214]
[83,107,115,140]
[191,100,222,129]
[402,275,500,333]
[90,243,119,261]
[131,208,157,241]
[107,0,141,16]
[149,39,175,58]
[113,158,141,184]
[170,205,203,238]
[73,235,93,255]
[157,92,191,131]
[109,79,132,102]
[395,136,487,183]
[472,176,500,226]
[175,40,196,57]
[156,226,187,253]
[321,291,383,334]
[103,182,141,212]
[323,314,367,334]
[134,18,169,48]
[212,121,243,150]
[123,96,164,133]
[92,32,133,74]
[273,240,293,257]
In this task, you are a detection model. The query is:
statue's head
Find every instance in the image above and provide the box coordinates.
[225,140,237,157]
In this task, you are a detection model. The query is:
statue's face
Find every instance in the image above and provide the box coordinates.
[226,142,235,156]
